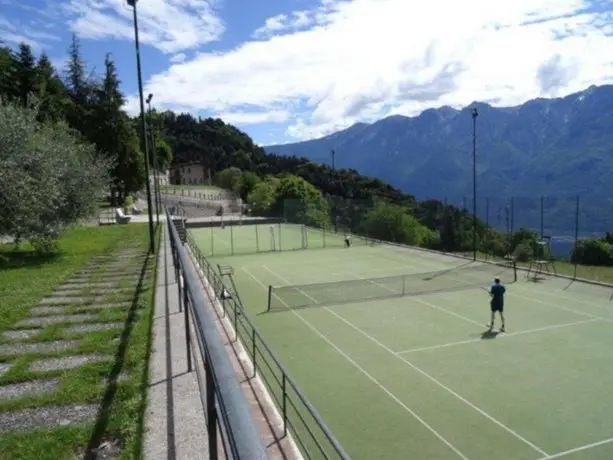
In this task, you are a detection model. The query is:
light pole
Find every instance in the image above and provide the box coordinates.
[127,0,155,254]
[471,107,478,261]
[331,149,336,171]
[146,93,160,225]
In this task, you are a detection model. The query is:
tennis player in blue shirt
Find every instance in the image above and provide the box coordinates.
[489,277,506,332]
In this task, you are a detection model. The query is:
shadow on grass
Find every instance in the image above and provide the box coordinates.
[0,249,61,270]
[82,247,152,460]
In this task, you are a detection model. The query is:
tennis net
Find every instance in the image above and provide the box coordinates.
[267,261,516,312]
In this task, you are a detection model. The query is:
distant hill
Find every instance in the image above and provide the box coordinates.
[264,85,613,234]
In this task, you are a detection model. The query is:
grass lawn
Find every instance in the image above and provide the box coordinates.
[0,223,160,460]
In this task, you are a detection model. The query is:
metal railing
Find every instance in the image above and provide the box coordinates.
[185,230,351,460]
[166,211,268,460]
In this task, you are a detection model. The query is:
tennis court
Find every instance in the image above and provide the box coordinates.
[192,224,613,460]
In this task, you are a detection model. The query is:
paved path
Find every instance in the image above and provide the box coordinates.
[143,225,209,460]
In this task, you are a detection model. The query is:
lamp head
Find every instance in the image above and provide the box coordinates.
[127,0,137,6]
[146,94,153,103]
[471,107,479,118]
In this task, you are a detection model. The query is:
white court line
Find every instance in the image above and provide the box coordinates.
[395,318,601,355]
[243,266,470,460]
[506,291,610,322]
[515,281,613,310]
[262,265,549,458]
[372,247,613,317]
[538,436,613,459]
[368,252,611,324]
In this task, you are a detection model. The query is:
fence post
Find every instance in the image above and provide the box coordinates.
[183,285,192,372]
[574,195,580,279]
[540,195,544,239]
[210,226,214,256]
[279,222,283,252]
[205,360,218,459]
[231,224,235,255]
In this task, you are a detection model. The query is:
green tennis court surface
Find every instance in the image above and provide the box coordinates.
[192,224,613,460]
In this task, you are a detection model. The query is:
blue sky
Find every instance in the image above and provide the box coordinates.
[2,0,613,146]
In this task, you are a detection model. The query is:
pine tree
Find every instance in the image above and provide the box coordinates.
[36,52,71,123]
[0,45,18,103]
[64,34,93,136]
[91,53,145,204]
[16,42,38,108]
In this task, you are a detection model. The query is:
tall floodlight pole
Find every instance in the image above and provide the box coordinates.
[471,107,479,261]
[146,93,160,225]
[127,0,155,254]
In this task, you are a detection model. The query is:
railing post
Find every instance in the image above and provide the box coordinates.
[183,284,192,373]
[233,302,239,342]
[205,360,218,459]
[282,374,287,436]
[252,328,257,378]
[177,266,183,313]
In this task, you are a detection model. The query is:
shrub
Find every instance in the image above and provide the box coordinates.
[0,102,111,250]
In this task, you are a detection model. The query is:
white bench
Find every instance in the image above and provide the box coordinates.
[115,208,131,224]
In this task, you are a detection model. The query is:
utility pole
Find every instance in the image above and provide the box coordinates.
[471,107,479,261]
[127,0,155,254]
[146,93,160,225]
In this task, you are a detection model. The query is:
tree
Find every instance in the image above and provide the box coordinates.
[247,176,279,214]
[154,136,173,171]
[36,52,71,123]
[361,202,434,246]
[0,46,18,103]
[0,102,111,250]
[214,167,243,192]
[90,54,144,204]
[16,43,38,108]
[64,33,94,137]
[271,174,330,228]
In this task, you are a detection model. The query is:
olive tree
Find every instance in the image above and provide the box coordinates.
[0,102,111,250]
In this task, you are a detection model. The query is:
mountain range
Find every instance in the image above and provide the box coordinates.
[264,85,613,235]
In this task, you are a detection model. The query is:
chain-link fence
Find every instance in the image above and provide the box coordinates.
[452,195,613,283]
[189,222,373,257]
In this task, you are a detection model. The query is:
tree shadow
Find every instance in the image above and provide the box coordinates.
[82,248,152,460]
[0,249,61,270]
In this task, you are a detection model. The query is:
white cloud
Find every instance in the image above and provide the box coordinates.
[251,2,336,39]
[65,0,224,54]
[170,53,187,64]
[0,14,61,50]
[215,110,290,125]
[134,0,613,140]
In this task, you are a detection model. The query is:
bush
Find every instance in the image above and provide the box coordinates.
[0,102,111,250]
[571,238,613,266]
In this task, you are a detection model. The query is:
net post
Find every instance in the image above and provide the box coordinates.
[278,222,282,252]
[267,285,273,311]
[512,260,517,282]
[402,275,406,295]
[256,224,260,252]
